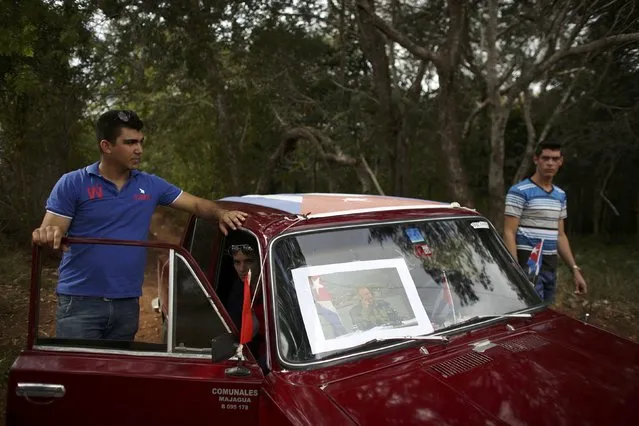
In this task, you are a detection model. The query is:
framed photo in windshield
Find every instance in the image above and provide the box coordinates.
[291,258,434,354]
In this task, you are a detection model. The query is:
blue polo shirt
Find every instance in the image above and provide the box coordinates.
[46,162,183,298]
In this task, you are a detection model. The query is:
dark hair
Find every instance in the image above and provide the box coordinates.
[96,110,144,143]
[534,140,562,156]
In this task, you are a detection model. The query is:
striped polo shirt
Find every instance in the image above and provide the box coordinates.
[505,178,567,271]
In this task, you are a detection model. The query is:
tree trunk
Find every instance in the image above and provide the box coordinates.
[432,0,472,206]
[394,123,409,196]
[215,92,240,194]
[487,108,510,231]
[355,0,403,195]
[437,73,472,206]
[354,0,472,202]
[514,90,536,184]
[485,0,506,229]
[636,190,639,244]
[593,184,602,236]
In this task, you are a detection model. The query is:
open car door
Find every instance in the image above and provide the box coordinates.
[6,238,264,426]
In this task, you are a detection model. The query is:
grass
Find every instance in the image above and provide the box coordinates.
[553,236,639,342]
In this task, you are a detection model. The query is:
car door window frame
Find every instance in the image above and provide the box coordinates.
[186,216,221,284]
[168,251,232,354]
[31,239,237,361]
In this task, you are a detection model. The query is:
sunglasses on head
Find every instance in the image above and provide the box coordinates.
[229,244,255,255]
[117,110,131,122]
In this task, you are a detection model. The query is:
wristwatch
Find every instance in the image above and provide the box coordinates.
[571,265,582,273]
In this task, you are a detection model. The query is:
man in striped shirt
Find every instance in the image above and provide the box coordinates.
[504,141,587,303]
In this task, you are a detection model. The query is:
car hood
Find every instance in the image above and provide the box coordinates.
[321,317,639,425]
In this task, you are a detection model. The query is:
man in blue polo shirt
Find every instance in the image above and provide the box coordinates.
[31,109,248,340]
[504,140,587,303]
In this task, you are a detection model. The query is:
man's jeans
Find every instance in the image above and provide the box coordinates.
[534,271,557,304]
[56,295,140,340]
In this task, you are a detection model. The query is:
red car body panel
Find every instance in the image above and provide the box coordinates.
[6,351,263,426]
[320,311,639,425]
[6,195,639,425]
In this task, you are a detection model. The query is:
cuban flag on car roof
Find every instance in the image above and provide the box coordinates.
[218,193,447,218]
[527,239,544,279]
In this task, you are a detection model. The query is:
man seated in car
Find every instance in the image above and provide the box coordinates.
[223,241,267,370]
[349,286,401,331]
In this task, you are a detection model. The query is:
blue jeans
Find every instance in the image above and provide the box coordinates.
[56,294,140,340]
[534,271,557,304]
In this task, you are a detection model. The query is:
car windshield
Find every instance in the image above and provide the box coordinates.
[271,216,540,364]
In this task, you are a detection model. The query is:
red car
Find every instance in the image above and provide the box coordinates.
[6,193,639,425]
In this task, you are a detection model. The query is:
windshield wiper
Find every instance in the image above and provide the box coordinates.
[440,313,533,332]
[342,334,448,354]
[373,335,449,343]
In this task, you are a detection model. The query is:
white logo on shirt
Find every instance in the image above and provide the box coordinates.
[139,188,145,194]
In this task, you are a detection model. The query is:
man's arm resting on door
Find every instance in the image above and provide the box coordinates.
[170,191,247,235]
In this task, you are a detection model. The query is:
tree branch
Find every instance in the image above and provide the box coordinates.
[600,191,621,216]
[485,0,499,105]
[359,154,386,195]
[406,61,427,101]
[355,0,441,67]
[509,32,639,103]
[513,67,583,184]
[600,154,621,217]
[330,79,380,105]
[255,108,385,195]
[462,99,489,140]
[538,74,579,143]
[513,89,536,184]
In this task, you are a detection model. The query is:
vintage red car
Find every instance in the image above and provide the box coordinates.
[5,193,639,425]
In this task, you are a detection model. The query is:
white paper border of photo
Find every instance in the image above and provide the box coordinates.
[291,258,434,355]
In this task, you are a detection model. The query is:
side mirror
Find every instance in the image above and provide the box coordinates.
[211,332,238,363]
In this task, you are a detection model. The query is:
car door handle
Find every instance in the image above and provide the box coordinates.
[16,383,65,398]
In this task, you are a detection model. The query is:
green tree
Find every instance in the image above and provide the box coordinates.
[0,0,96,244]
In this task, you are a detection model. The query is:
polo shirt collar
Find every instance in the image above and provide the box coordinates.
[86,161,140,178]
[86,161,100,176]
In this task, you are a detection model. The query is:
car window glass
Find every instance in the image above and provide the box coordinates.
[34,242,230,356]
[34,245,169,352]
[188,217,218,278]
[173,253,229,352]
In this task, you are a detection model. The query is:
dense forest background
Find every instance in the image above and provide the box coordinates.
[1,0,638,246]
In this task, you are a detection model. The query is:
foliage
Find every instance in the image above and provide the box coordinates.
[0,0,638,245]
[0,0,96,243]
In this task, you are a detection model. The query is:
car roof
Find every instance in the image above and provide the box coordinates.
[219,193,469,217]
[217,193,478,229]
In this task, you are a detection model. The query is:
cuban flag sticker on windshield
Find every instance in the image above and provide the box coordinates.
[413,244,433,258]
[405,227,425,243]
